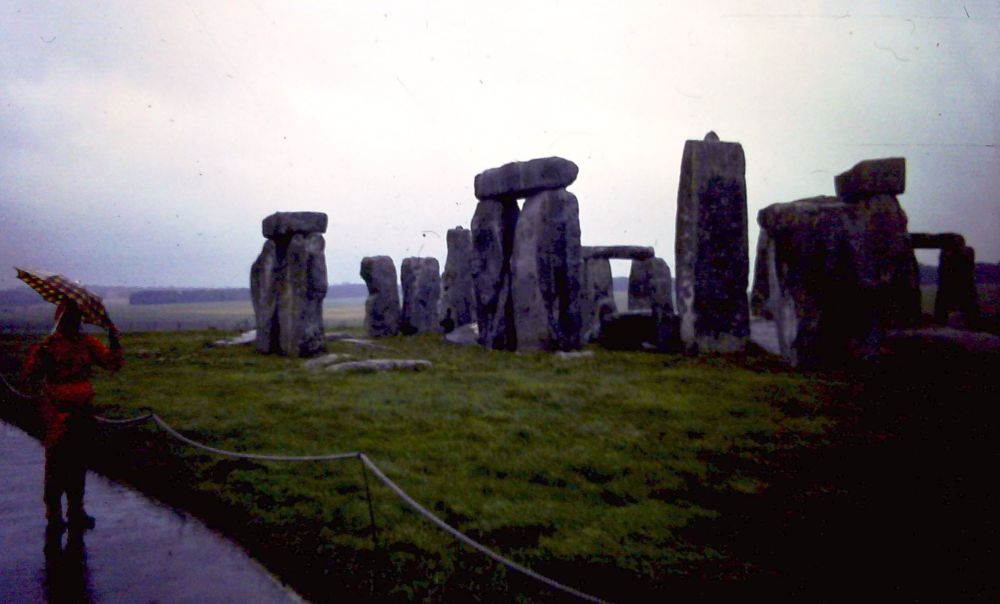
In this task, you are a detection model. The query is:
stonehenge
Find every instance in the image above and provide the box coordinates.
[440,226,477,332]
[360,255,401,337]
[251,212,328,357]
[910,233,979,326]
[472,157,584,351]
[675,132,751,353]
[400,257,443,335]
[753,158,921,367]
[260,139,985,370]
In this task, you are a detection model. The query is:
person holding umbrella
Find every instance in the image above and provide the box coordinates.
[18,268,124,533]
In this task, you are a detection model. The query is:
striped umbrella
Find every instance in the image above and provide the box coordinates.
[14,267,116,330]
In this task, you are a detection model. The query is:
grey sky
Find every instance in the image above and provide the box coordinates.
[1,0,997,289]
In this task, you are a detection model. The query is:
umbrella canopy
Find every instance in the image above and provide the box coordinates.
[15,267,116,330]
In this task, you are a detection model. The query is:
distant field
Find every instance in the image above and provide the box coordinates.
[0,297,365,333]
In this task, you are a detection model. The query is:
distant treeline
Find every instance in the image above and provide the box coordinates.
[128,283,367,305]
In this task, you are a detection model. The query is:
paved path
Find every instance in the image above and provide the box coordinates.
[0,421,303,604]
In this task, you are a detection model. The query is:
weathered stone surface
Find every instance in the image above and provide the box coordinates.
[276,233,328,357]
[750,230,772,318]
[360,256,401,337]
[511,188,584,350]
[262,212,328,239]
[675,133,750,352]
[211,329,256,347]
[910,232,965,250]
[628,258,673,312]
[581,246,654,260]
[327,359,431,373]
[251,240,279,354]
[251,232,327,357]
[474,157,578,200]
[471,198,519,350]
[400,257,442,335]
[936,245,979,325]
[440,227,477,331]
[581,257,615,343]
[834,157,906,202]
[554,350,594,360]
[758,194,921,367]
[302,353,354,370]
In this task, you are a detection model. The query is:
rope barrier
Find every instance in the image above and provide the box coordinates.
[2,372,611,603]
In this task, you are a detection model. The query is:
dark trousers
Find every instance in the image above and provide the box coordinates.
[43,415,94,519]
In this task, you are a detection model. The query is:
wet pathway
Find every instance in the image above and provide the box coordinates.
[0,421,303,604]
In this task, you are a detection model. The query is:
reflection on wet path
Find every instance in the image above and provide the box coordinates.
[0,421,302,603]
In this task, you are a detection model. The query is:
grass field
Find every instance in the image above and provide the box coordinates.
[1,328,848,601]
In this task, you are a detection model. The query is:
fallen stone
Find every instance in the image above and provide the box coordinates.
[400,257,442,335]
[758,194,921,367]
[675,132,750,352]
[834,157,906,202]
[440,227,477,331]
[337,338,387,349]
[471,198,519,350]
[302,353,354,370]
[444,323,479,346]
[554,350,595,360]
[581,246,654,260]
[325,331,353,341]
[474,157,579,200]
[326,359,432,373]
[211,330,256,347]
[360,256,401,337]
[511,188,584,350]
[262,212,328,239]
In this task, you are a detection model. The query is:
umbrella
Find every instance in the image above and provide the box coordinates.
[15,267,116,330]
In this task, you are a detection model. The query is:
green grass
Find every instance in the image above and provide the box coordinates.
[1,330,845,600]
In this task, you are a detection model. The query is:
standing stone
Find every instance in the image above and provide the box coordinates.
[471,198,519,349]
[581,257,615,342]
[251,240,279,354]
[251,212,328,357]
[750,230,772,319]
[277,233,328,357]
[628,258,672,311]
[440,227,477,331]
[675,132,750,352]
[400,257,442,335]
[511,189,584,350]
[758,192,920,367]
[360,256,401,337]
[936,244,979,326]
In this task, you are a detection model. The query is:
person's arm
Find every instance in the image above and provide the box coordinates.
[87,329,124,373]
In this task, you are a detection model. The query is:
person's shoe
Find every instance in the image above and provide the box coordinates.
[67,511,96,530]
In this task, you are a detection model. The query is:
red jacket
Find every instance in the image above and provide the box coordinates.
[22,332,123,445]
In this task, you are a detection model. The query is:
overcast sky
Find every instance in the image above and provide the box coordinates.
[1,0,997,289]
